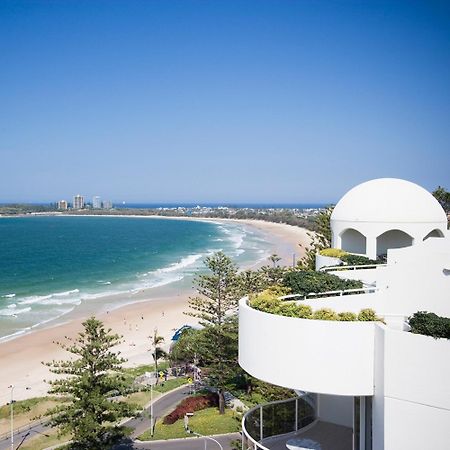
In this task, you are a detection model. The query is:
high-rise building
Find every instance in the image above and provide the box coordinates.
[92,196,102,209]
[73,194,84,209]
[102,199,112,209]
[57,200,68,210]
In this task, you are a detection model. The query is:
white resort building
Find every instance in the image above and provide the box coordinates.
[239,178,450,450]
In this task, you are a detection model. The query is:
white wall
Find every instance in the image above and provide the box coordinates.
[315,254,342,270]
[327,268,379,286]
[373,326,450,450]
[239,298,375,396]
[318,394,353,428]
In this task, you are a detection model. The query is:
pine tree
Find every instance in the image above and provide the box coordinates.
[43,317,135,450]
[299,206,333,269]
[186,251,240,326]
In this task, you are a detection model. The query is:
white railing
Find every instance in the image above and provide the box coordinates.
[241,395,317,450]
[279,286,378,302]
[320,263,386,272]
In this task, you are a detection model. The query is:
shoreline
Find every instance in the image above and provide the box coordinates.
[0,218,311,405]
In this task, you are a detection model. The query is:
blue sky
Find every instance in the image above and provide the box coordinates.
[1,0,449,203]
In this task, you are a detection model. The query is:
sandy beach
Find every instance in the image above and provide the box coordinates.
[0,218,311,405]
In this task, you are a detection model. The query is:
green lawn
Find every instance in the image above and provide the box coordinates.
[154,377,188,393]
[124,378,188,409]
[0,397,66,436]
[20,429,69,450]
[138,407,241,441]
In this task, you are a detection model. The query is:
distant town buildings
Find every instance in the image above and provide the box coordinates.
[57,200,68,210]
[102,199,113,209]
[73,194,85,210]
[92,196,102,209]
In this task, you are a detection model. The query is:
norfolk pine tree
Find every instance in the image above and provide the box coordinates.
[185,251,241,413]
[43,317,135,450]
[186,251,239,326]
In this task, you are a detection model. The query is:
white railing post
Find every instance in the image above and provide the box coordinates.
[259,405,263,441]
[295,398,298,431]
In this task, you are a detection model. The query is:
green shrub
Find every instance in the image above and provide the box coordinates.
[296,304,313,319]
[338,312,358,321]
[319,248,348,258]
[357,308,379,321]
[409,311,450,339]
[282,270,363,297]
[340,254,379,266]
[312,308,339,321]
[250,290,382,323]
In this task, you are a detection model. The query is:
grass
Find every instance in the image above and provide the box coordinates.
[154,377,188,393]
[0,397,65,435]
[123,378,188,409]
[123,361,170,379]
[20,428,70,450]
[138,407,241,441]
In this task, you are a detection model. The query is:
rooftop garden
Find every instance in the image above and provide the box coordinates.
[282,270,363,296]
[319,248,382,266]
[409,311,450,339]
[250,288,383,322]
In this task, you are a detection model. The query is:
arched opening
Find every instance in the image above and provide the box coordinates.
[423,229,444,241]
[376,230,413,257]
[340,228,367,255]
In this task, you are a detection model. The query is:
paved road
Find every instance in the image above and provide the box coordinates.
[124,385,191,439]
[116,432,241,450]
[0,386,190,450]
[0,421,50,450]
[0,385,240,450]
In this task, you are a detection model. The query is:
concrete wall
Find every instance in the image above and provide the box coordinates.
[315,254,342,270]
[239,298,375,396]
[373,326,450,450]
[318,394,353,428]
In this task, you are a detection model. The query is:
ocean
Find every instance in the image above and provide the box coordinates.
[0,216,271,341]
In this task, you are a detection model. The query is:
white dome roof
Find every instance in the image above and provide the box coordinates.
[331,178,447,224]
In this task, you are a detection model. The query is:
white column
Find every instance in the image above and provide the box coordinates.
[366,237,377,259]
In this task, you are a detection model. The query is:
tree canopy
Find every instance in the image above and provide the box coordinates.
[186,251,240,326]
[44,317,135,450]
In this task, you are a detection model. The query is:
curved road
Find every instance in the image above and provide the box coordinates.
[0,385,239,449]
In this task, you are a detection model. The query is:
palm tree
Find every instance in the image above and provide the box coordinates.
[150,328,166,385]
[269,253,281,268]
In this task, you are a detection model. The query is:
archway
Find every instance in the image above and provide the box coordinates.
[376,230,413,256]
[423,229,444,240]
[340,228,367,255]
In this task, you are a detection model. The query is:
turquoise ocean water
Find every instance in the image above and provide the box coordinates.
[0,216,271,340]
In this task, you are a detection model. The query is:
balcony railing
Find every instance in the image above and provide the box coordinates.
[242,394,317,450]
[279,286,378,302]
[320,264,386,272]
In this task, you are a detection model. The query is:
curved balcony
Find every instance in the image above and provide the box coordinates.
[242,395,317,450]
[242,395,352,450]
[239,297,375,396]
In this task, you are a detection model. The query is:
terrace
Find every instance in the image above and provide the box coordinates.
[242,395,352,450]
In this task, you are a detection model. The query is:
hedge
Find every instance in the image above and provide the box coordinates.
[340,254,380,266]
[282,270,363,296]
[409,311,450,339]
[319,248,348,258]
